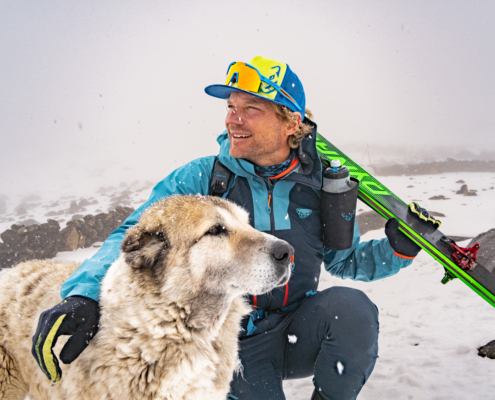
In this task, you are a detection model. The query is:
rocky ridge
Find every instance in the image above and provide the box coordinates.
[0,206,134,269]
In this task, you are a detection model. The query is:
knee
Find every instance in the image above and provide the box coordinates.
[320,287,377,320]
[317,287,379,346]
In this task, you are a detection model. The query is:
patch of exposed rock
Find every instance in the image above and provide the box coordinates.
[0,206,134,269]
[356,211,386,235]
[374,159,495,176]
[468,228,495,274]
[478,340,495,359]
[456,184,477,196]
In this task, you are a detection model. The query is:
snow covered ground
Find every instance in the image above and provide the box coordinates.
[2,171,495,399]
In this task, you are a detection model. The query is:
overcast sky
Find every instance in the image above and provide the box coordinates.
[1,0,494,199]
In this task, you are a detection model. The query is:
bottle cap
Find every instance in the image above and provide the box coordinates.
[330,160,341,168]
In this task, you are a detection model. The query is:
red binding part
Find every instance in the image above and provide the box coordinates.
[450,242,480,271]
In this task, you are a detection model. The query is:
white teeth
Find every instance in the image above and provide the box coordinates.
[234,135,251,138]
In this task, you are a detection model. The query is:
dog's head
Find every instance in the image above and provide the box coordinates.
[121,195,293,301]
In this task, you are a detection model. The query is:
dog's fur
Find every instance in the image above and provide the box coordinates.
[0,195,292,400]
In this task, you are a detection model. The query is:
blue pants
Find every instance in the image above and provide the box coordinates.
[229,287,379,400]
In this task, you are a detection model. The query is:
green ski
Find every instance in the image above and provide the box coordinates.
[316,133,495,308]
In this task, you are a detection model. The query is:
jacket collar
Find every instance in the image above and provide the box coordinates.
[217,119,322,189]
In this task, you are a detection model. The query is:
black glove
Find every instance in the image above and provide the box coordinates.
[31,295,100,382]
[385,202,441,258]
[385,218,421,258]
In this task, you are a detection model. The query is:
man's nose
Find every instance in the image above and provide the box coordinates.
[225,107,245,125]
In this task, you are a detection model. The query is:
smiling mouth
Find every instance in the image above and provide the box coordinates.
[233,134,252,138]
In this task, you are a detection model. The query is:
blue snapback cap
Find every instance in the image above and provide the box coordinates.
[205,56,305,115]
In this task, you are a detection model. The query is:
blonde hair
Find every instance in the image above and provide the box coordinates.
[272,104,314,149]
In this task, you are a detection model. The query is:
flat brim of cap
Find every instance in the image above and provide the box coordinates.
[205,84,289,108]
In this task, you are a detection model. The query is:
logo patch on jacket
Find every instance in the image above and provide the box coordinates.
[341,210,355,221]
[296,208,312,219]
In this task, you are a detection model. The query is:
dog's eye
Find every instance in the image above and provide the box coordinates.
[206,225,226,236]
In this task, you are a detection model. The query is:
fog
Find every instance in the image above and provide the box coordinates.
[1,0,494,202]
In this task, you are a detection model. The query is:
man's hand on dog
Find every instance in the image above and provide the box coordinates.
[385,203,441,258]
[31,295,100,382]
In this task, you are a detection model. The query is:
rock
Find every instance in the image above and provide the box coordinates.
[71,214,85,221]
[374,159,495,176]
[466,190,478,196]
[456,180,465,184]
[78,198,92,207]
[356,211,386,235]
[109,191,132,208]
[0,206,134,268]
[15,204,28,216]
[468,228,495,273]
[478,340,495,359]
[407,185,414,188]
[429,211,446,217]
[448,236,472,242]
[0,229,19,245]
[68,201,84,214]
[60,224,79,251]
[429,195,450,200]
[78,198,98,207]
[456,184,469,195]
[45,210,65,217]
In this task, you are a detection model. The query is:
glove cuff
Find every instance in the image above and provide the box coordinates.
[393,251,416,260]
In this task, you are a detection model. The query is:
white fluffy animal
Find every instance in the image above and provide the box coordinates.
[0,195,293,400]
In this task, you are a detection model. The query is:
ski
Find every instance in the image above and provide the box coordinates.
[316,133,495,308]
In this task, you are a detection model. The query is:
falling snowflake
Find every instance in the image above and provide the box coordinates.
[288,335,298,344]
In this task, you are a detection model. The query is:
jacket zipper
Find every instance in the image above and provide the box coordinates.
[267,184,275,236]
[262,183,275,310]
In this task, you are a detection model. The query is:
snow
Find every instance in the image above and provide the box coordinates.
[288,334,298,344]
[336,361,345,375]
[2,171,495,399]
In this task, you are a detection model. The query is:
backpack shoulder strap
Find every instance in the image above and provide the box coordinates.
[210,158,233,197]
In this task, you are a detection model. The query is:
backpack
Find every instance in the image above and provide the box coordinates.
[209,159,233,197]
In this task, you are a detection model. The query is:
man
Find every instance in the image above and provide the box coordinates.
[32,56,433,399]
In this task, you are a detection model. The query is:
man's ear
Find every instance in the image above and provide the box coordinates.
[285,111,301,136]
[121,226,169,269]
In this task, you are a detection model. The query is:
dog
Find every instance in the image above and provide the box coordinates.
[0,195,293,400]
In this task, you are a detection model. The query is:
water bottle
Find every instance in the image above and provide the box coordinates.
[320,160,359,250]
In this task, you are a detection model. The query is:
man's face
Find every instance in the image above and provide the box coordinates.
[225,91,297,167]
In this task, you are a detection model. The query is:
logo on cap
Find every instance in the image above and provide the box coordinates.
[260,66,282,94]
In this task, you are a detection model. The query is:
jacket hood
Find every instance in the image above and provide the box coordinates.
[216,119,322,189]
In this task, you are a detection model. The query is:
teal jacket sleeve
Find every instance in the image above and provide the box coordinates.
[60,156,216,301]
[323,221,414,281]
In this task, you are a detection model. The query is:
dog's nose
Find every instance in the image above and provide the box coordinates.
[271,241,294,265]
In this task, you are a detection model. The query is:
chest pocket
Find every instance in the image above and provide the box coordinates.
[288,184,322,240]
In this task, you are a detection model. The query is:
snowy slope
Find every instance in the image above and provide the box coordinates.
[3,171,495,399]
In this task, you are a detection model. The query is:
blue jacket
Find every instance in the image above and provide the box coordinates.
[61,129,413,308]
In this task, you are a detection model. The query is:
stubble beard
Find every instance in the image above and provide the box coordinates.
[228,121,285,166]
[229,133,282,166]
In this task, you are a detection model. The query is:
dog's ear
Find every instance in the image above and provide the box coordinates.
[121,226,169,269]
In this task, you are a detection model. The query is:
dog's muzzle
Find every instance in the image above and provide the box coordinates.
[271,240,294,285]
